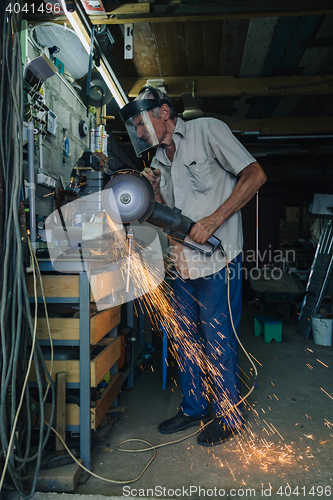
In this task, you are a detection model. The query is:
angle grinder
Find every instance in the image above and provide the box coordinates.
[102,169,225,257]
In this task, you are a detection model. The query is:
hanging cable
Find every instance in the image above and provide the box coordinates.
[0,4,55,497]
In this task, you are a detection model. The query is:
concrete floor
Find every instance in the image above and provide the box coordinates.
[4,306,333,499]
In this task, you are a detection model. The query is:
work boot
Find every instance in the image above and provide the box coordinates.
[158,410,211,434]
[197,418,242,446]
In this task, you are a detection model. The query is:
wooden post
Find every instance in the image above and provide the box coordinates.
[56,372,66,454]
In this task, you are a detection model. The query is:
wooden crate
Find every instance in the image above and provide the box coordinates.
[91,373,122,430]
[90,270,124,301]
[44,373,122,430]
[29,337,121,387]
[27,270,124,302]
[27,275,80,298]
[36,306,121,344]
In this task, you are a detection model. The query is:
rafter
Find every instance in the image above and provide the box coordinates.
[119,75,333,97]
[90,0,333,25]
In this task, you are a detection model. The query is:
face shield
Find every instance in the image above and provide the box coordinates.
[119,99,161,157]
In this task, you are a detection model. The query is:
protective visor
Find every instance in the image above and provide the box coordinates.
[119,99,160,157]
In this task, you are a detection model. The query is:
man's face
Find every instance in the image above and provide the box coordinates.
[132,112,157,146]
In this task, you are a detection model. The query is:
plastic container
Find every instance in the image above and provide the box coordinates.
[95,125,103,152]
[311,314,333,346]
[102,131,108,156]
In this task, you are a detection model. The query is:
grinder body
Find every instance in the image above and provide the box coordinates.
[102,169,224,257]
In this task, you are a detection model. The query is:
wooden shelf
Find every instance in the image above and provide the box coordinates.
[44,372,122,431]
[35,306,121,344]
[29,337,121,387]
[27,271,125,302]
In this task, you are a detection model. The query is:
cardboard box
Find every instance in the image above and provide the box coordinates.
[285,207,308,223]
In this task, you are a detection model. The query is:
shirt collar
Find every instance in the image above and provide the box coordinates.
[155,117,186,165]
[173,117,186,137]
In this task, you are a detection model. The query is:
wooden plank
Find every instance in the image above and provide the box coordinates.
[91,373,122,431]
[27,275,79,298]
[279,15,321,68]
[56,372,66,453]
[260,17,300,77]
[90,337,121,386]
[218,19,249,76]
[36,459,83,493]
[203,20,221,76]
[90,269,124,302]
[105,3,150,15]
[36,318,80,341]
[239,17,279,77]
[289,95,320,117]
[318,47,333,74]
[119,74,333,97]
[133,23,161,77]
[31,338,120,386]
[45,402,80,427]
[30,360,80,384]
[299,15,333,75]
[184,21,203,75]
[36,307,120,343]
[152,22,187,77]
[299,37,333,47]
[91,0,333,25]
[271,15,324,118]
[90,306,121,344]
[46,373,121,430]
[272,95,300,118]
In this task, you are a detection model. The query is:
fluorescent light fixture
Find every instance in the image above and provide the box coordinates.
[59,0,90,53]
[97,65,125,108]
[59,0,127,108]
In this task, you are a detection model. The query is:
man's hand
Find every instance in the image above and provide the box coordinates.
[142,167,161,196]
[189,214,221,244]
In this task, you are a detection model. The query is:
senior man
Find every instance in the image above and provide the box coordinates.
[120,87,266,446]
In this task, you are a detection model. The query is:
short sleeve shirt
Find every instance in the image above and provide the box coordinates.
[151,117,256,280]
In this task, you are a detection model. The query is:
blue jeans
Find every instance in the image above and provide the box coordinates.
[171,254,243,428]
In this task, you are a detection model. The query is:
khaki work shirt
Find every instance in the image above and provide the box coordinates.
[151,117,256,280]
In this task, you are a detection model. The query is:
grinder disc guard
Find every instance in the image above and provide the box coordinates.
[102,170,155,224]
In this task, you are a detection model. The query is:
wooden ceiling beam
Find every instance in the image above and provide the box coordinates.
[225,116,333,134]
[90,0,333,25]
[119,75,333,97]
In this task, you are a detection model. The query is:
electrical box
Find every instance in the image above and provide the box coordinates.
[37,173,56,189]
[47,110,57,137]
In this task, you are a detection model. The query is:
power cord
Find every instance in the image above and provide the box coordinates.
[0,4,56,495]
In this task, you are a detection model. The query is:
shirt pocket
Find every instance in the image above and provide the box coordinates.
[184,158,214,193]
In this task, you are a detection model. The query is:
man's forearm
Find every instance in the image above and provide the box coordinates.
[214,162,266,226]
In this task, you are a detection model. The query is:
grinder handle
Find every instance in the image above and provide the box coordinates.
[182,233,226,257]
[207,234,226,257]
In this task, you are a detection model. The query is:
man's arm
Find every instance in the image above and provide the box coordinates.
[189,161,267,244]
[142,167,165,204]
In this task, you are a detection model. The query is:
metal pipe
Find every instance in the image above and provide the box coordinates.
[39,133,43,173]
[27,122,36,245]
